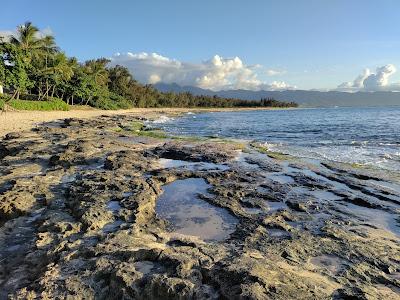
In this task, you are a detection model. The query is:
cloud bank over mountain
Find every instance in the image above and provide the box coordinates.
[338,64,399,92]
[110,52,296,91]
[111,53,400,92]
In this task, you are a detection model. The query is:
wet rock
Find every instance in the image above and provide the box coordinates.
[152,142,238,163]
[345,197,382,209]
[1,114,399,299]
[286,200,309,212]
[0,143,10,159]
[0,191,37,221]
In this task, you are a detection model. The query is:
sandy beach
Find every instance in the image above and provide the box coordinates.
[0,106,281,138]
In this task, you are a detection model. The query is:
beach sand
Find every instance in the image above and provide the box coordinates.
[0,106,278,137]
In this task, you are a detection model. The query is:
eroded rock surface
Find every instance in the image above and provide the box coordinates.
[0,115,399,299]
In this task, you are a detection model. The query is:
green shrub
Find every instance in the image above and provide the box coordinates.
[130,121,144,131]
[7,98,70,111]
[137,130,168,139]
[89,94,132,110]
[0,96,5,109]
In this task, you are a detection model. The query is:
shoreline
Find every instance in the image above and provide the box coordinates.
[0,113,399,298]
[0,106,293,138]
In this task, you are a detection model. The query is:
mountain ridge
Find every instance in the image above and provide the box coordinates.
[154,83,400,107]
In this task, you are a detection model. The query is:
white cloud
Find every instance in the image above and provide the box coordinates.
[363,64,396,91]
[266,69,286,76]
[337,64,399,91]
[110,52,295,91]
[36,27,53,39]
[0,30,14,42]
[0,27,53,42]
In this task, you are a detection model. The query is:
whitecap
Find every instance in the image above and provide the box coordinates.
[152,115,174,124]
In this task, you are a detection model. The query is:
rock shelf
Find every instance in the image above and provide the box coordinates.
[0,115,399,299]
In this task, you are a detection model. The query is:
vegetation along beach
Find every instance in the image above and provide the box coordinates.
[1,2,400,299]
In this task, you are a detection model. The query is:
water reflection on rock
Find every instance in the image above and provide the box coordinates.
[156,178,238,241]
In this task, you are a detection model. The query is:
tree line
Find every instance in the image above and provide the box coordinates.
[0,22,298,109]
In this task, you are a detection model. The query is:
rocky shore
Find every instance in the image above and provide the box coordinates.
[0,114,399,299]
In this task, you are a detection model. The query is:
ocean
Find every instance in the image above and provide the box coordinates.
[158,106,400,171]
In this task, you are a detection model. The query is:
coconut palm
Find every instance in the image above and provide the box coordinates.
[37,52,74,99]
[84,58,110,86]
[10,22,42,56]
[10,22,58,63]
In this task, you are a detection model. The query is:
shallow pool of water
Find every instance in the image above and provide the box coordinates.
[107,201,122,213]
[310,255,345,274]
[155,178,238,241]
[341,203,400,237]
[158,158,229,171]
[268,173,295,184]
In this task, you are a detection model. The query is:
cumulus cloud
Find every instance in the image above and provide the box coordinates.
[110,52,295,91]
[337,64,399,91]
[363,65,396,91]
[0,30,14,42]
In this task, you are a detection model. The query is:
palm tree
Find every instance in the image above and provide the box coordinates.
[48,52,74,97]
[82,59,110,105]
[36,52,74,99]
[10,22,42,58]
[10,22,59,99]
[84,59,110,86]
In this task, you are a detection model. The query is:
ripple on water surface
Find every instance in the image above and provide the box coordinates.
[155,178,238,241]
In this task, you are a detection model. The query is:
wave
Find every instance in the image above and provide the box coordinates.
[382,152,400,161]
[262,142,283,149]
[161,108,400,171]
[152,115,174,124]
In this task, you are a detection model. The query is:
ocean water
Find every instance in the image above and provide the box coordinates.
[159,106,400,171]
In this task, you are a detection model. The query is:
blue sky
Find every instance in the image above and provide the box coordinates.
[2,0,400,91]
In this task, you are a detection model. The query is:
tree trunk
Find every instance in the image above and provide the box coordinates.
[71,95,74,106]
[11,90,17,100]
[44,85,51,99]
[45,80,49,99]
[51,86,56,98]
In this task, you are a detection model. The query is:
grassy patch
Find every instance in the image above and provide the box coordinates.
[113,120,169,139]
[130,121,145,132]
[112,119,247,146]
[111,127,123,132]
[251,143,291,160]
[263,151,291,160]
[350,163,365,169]
[3,98,70,111]
[137,130,168,139]
[170,135,207,142]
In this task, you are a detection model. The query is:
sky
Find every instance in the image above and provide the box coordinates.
[1,0,400,91]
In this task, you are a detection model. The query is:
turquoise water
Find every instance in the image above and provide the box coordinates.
[159,106,400,171]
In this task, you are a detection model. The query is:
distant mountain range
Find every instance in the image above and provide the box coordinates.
[154,83,400,107]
